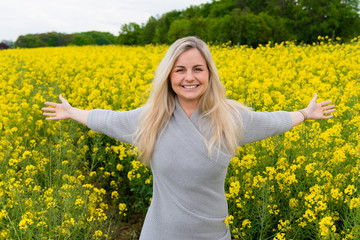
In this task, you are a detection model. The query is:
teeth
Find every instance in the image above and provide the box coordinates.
[183,85,198,89]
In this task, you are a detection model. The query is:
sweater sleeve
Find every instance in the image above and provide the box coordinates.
[86,107,143,144]
[239,109,293,145]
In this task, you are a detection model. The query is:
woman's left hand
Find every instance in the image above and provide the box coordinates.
[303,93,336,120]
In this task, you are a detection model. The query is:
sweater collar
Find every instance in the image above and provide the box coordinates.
[174,96,200,123]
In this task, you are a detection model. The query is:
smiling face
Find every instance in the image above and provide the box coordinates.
[170,48,209,111]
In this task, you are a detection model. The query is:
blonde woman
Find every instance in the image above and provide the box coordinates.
[42,36,336,240]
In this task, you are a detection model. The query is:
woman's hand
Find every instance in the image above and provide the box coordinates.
[42,94,89,125]
[42,94,73,120]
[303,93,336,120]
[290,93,336,126]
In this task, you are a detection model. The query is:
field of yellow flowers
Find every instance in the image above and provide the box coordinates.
[0,37,359,239]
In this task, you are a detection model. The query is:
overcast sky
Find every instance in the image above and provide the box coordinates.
[0,0,210,41]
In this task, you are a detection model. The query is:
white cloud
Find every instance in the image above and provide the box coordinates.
[0,0,210,41]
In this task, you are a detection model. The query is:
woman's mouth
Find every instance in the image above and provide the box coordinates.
[182,85,199,89]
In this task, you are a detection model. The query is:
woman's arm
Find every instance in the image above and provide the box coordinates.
[42,94,89,125]
[42,94,143,144]
[239,93,336,145]
[289,93,336,127]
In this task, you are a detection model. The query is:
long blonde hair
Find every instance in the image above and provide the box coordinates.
[134,36,248,165]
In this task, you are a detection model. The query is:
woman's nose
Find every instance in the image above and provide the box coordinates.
[185,71,194,81]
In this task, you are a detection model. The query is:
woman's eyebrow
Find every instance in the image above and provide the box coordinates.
[174,64,206,68]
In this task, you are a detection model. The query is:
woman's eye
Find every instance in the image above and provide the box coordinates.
[195,68,203,72]
[175,69,184,72]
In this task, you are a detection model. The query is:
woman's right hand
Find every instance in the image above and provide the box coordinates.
[42,94,73,120]
[42,94,89,125]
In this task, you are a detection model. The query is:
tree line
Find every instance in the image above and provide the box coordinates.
[119,0,360,46]
[14,31,116,48]
[13,0,360,48]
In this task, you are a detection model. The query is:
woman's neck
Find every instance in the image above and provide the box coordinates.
[177,97,199,118]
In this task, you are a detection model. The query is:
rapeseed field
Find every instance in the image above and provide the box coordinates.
[0,37,359,239]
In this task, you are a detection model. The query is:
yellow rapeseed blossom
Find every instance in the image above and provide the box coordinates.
[0,40,359,239]
[93,230,103,239]
[119,203,127,217]
[241,219,252,230]
[0,210,6,220]
[273,233,286,240]
[345,185,357,196]
[319,216,336,237]
[224,215,234,228]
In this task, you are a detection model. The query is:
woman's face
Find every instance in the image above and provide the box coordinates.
[170,48,209,109]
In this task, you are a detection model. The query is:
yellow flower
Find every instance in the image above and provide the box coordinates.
[289,198,299,209]
[111,191,119,199]
[75,197,85,208]
[349,198,360,210]
[93,230,103,238]
[119,203,127,217]
[224,215,234,228]
[319,216,336,237]
[241,219,252,230]
[303,209,316,222]
[0,209,6,220]
[116,163,123,171]
[273,233,286,240]
[345,185,357,196]
[19,218,34,230]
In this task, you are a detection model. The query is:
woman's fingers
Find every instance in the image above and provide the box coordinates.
[42,95,71,121]
[306,93,336,120]
[45,117,60,121]
[44,101,58,107]
[322,104,336,113]
[43,112,56,116]
[59,94,66,103]
[42,107,57,112]
[42,111,59,120]
[320,102,336,115]
[310,93,318,102]
[43,113,57,119]
[323,104,335,109]
[323,108,336,115]
[319,100,333,106]
[42,109,59,120]
[43,95,68,107]
[322,115,334,119]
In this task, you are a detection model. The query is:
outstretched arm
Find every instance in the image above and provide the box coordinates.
[42,94,89,125]
[289,93,336,127]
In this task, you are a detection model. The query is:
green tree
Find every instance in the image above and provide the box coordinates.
[286,0,360,43]
[81,31,116,45]
[117,23,141,45]
[207,15,233,43]
[140,16,158,44]
[15,34,45,48]
[110,0,360,46]
[73,34,95,46]
[188,17,208,40]
[38,32,69,47]
[183,5,202,18]
[209,0,235,17]
[153,10,182,44]
[167,19,191,43]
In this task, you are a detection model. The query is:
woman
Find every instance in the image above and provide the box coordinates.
[42,36,336,240]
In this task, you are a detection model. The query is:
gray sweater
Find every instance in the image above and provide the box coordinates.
[87,98,293,240]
